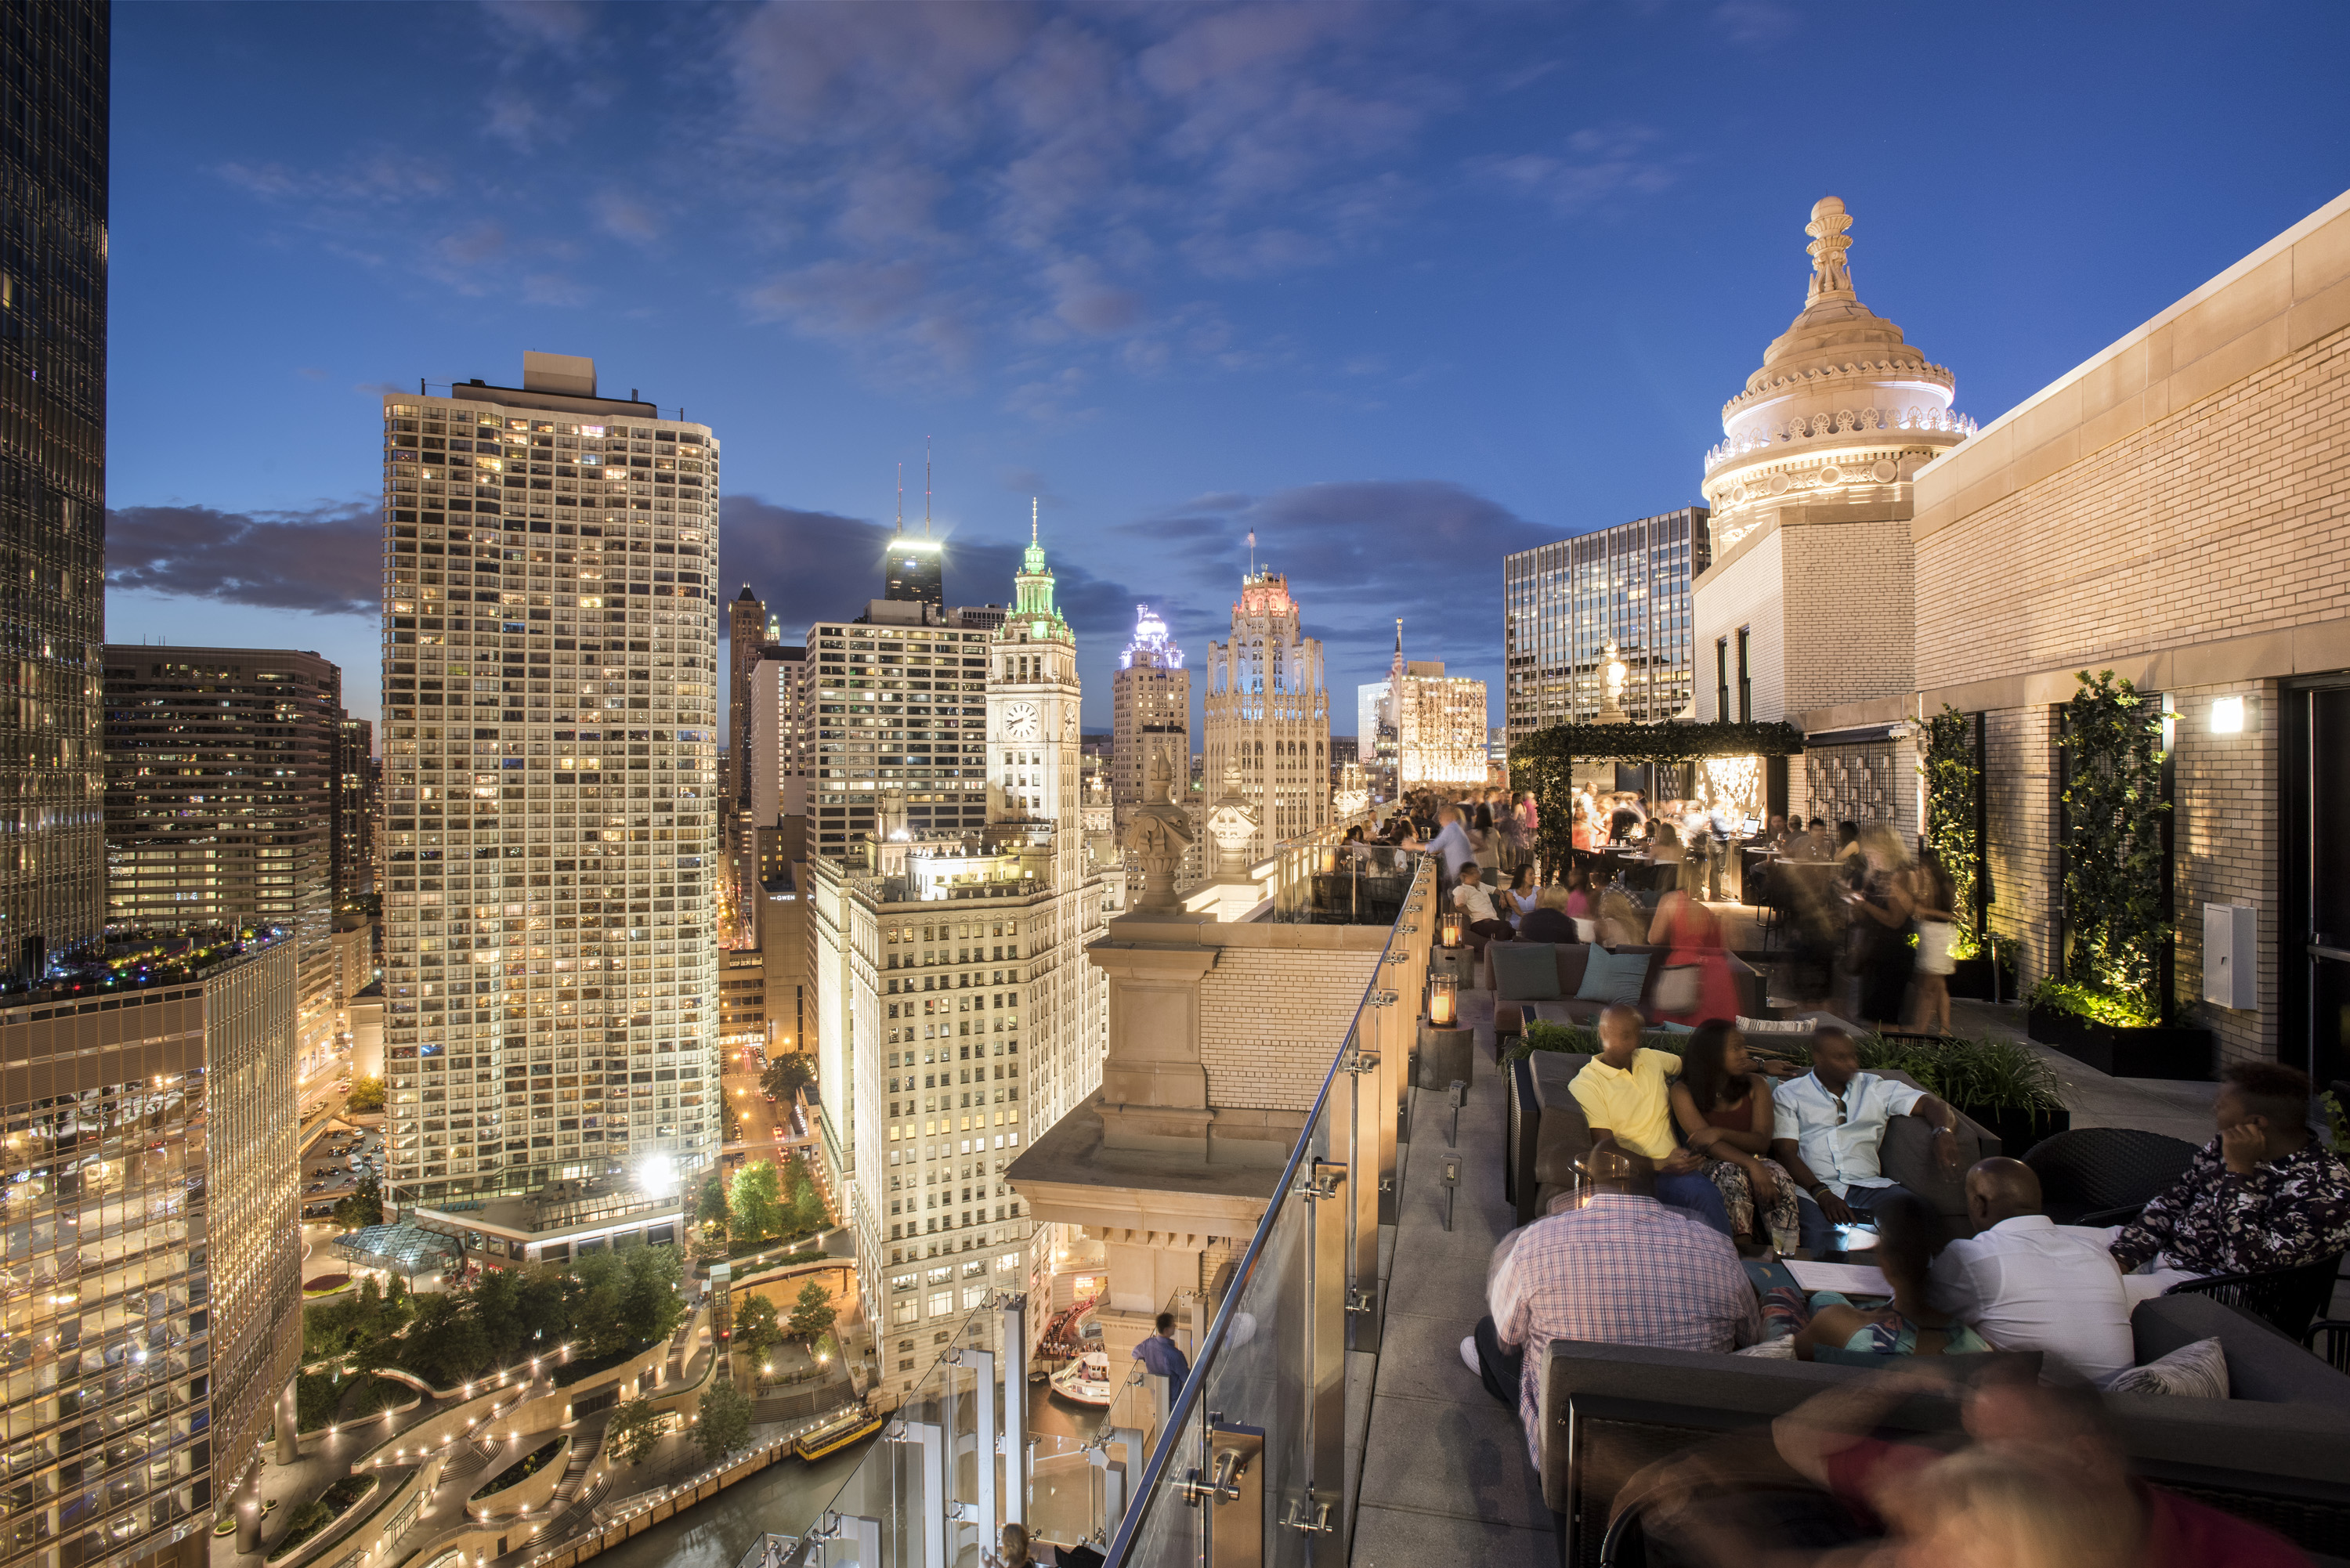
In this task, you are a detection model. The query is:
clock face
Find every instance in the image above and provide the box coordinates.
[1004,701,1039,740]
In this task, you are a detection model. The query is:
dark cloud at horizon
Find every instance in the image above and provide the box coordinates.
[107,502,383,617]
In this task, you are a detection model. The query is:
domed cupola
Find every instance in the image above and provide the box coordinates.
[1703,197,1974,550]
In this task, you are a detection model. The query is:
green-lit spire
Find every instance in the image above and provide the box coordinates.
[1014,498,1061,625]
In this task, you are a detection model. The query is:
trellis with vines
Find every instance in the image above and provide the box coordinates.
[2055,670,2171,1024]
[1920,705,1981,942]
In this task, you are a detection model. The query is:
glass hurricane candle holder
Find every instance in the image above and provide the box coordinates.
[1429,973,1459,1028]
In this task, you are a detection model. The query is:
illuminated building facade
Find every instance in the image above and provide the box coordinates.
[1110,605,1188,818]
[812,526,1108,1399]
[1502,506,1712,745]
[1203,571,1332,859]
[377,353,721,1205]
[101,646,342,1064]
[1386,638,1489,791]
[0,0,107,985]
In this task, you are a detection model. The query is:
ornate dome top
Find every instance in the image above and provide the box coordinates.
[1699,197,1972,536]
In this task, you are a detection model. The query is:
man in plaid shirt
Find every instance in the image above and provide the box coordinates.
[1466,1141,1760,1464]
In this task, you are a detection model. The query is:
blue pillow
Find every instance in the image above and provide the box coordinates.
[1488,942,1560,1000]
[1654,1021,1696,1035]
[1573,945,1649,1005]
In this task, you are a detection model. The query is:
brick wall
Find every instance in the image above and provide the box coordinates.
[2167,679,2280,1067]
[1916,324,2350,695]
[1198,945,1383,1113]
[1780,516,1916,714]
[1692,531,1786,721]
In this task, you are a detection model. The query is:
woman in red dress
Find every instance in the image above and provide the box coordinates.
[1645,887,1741,1026]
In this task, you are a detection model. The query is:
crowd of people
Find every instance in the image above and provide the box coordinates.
[1464,1033,2348,1565]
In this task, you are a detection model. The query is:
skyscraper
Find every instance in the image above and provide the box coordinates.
[101,644,343,1060]
[0,0,107,985]
[378,354,721,1222]
[1383,638,1489,792]
[1203,570,1332,859]
[727,585,766,811]
[803,620,992,859]
[1501,506,1712,744]
[1110,605,1188,818]
[811,521,1109,1402]
[334,715,376,902]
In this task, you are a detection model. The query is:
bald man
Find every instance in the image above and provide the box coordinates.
[1929,1158,2135,1385]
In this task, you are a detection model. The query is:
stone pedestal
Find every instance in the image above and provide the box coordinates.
[1415,1022,1474,1089]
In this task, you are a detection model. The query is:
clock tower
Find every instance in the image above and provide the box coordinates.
[989,507,1084,885]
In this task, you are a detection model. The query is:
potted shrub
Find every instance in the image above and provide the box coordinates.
[2027,672,2212,1080]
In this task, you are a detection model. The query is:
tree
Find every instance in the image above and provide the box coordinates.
[332,1174,385,1230]
[759,1053,815,1102]
[345,1075,386,1114]
[696,1169,729,1233]
[786,1280,837,1344]
[695,1375,752,1461]
[734,1294,782,1367]
[620,1244,685,1346]
[728,1161,783,1242]
[606,1399,664,1466]
[782,1157,828,1234]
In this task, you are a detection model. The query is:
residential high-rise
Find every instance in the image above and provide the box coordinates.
[1109,605,1188,818]
[1502,505,1712,745]
[748,642,812,826]
[378,353,721,1223]
[1384,635,1489,792]
[811,522,1110,1400]
[0,0,107,985]
[103,645,344,1064]
[728,586,766,810]
[1203,569,1331,859]
[334,715,376,902]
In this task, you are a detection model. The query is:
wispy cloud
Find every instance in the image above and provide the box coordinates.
[1470,125,1682,215]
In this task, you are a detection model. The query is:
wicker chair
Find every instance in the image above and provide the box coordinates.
[2167,1252,2347,1342]
[2307,1319,2350,1375]
[2021,1126,2202,1227]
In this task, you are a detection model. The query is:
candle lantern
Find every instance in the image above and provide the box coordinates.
[1441,909,1463,949]
[1319,846,1339,875]
[1429,973,1459,1028]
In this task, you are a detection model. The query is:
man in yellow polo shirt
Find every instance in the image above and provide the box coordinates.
[1570,1004,1735,1237]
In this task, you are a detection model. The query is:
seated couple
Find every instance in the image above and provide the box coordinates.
[1568,1006,1963,1252]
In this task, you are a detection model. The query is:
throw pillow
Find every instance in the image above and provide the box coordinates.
[1488,942,1560,1001]
[1738,1016,1810,1034]
[1573,945,1650,1005]
[1735,1339,1798,1358]
[2106,1336,2230,1399]
[1654,1021,1696,1035]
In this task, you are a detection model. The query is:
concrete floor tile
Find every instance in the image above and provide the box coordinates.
[1351,1504,1555,1568]
[1358,1392,1550,1528]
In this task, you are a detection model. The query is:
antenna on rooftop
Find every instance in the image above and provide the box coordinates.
[1246,529,1257,580]
[1031,496,1039,544]
[924,437,933,539]
[895,462,903,536]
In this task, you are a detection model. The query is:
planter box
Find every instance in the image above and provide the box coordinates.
[1956,1103,2071,1159]
[1946,956,2008,1003]
[2027,1006,2214,1082]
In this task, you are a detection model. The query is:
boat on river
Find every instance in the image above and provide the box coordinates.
[794,1405,884,1462]
[1047,1349,1115,1406]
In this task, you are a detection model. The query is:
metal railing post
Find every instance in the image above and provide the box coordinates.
[1001,1298,1028,1530]
[955,1346,997,1553]
[1285,1159,1346,1558]
[903,1421,946,1568]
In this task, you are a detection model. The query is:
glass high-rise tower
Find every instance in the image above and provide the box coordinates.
[0,0,107,984]
[378,354,721,1219]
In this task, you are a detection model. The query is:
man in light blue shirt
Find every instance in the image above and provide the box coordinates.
[1425,807,1475,883]
[1770,1029,1962,1254]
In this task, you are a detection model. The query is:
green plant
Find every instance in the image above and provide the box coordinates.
[760,1053,815,1101]
[344,1075,386,1115]
[2029,976,2159,1030]
[2058,670,2171,1016]
[470,1436,566,1502]
[730,1160,784,1241]
[2319,1091,2349,1158]
[696,1375,753,1461]
[1921,705,1981,935]
[786,1279,837,1342]
[735,1293,783,1364]
[606,1398,664,1466]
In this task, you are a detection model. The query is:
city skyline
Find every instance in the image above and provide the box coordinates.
[99,2,2350,742]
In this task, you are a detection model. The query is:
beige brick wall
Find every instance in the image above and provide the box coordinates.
[2167,680,2280,1067]
[1693,530,1787,721]
[1917,324,2350,695]
[1982,704,2060,994]
[1198,946,1383,1113]
[1780,516,1916,714]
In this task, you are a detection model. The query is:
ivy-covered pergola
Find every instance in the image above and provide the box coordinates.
[1509,720,1805,873]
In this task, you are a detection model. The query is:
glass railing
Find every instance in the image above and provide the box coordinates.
[1263,821,1418,924]
[1106,854,1434,1566]
[776,846,1434,1567]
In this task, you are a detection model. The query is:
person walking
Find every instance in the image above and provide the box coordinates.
[1844,829,1917,1027]
[1910,851,1959,1035]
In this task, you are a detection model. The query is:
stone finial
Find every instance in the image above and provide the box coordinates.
[1122,740,1195,912]
[1806,195,1854,301]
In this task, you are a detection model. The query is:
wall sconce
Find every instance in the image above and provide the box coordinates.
[1429,973,1459,1028]
[2209,695,2259,735]
[1441,910,1463,949]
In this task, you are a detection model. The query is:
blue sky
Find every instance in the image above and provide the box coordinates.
[105,0,2350,746]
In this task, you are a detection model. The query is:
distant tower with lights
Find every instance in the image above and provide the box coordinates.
[1204,562,1331,861]
[1111,605,1188,823]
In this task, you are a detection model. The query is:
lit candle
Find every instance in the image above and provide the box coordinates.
[1430,974,1459,1028]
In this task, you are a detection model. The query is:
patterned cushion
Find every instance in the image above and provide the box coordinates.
[1489,942,1561,1001]
[1573,945,1650,1006]
[2108,1335,2231,1398]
